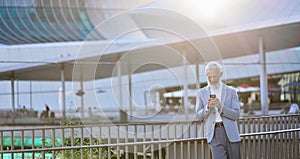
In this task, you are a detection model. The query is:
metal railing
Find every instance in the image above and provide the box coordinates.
[240,128,299,159]
[239,114,299,133]
[0,128,299,159]
[0,114,299,159]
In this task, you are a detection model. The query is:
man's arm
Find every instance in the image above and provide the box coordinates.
[195,90,210,121]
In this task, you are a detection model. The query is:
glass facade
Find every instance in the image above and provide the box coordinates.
[0,0,103,45]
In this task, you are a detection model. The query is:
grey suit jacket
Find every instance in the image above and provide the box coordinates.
[196,84,241,143]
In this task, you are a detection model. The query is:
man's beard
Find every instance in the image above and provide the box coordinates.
[209,81,221,89]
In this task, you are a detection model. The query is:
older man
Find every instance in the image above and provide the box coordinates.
[196,61,241,159]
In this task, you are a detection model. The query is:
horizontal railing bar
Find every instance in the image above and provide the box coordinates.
[0,137,205,153]
[0,114,298,132]
[240,128,300,136]
[238,114,299,119]
[1,128,299,154]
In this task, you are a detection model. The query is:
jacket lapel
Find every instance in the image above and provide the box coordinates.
[221,84,227,107]
[204,86,211,103]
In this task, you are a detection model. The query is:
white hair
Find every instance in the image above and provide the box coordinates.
[205,61,223,73]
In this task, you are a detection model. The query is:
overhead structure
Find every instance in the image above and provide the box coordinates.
[0,0,300,117]
[1,1,300,78]
[0,19,300,81]
[0,0,150,45]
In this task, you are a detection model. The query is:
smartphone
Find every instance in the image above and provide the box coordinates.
[210,94,216,98]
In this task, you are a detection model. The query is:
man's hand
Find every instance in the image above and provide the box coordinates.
[208,97,222,110]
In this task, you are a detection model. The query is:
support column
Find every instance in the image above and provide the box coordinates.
[30,80,32,109]
[195,63,200,112]
[79,65,85,118]
[128,73,132,119]
[80,77,84,118]
[10,71,15,111]
[144,91,149,116]
[17,80,19,107]
[61,64,66,119]
[259,37,269,115]
[118,62,127,122]
[195,63,200,90]
[183,50,189,120]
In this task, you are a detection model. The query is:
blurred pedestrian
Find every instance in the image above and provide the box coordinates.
[88,107,94,117]
[288,102,299,114]
[165,104,170,113]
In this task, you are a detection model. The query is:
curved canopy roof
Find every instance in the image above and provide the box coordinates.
[0,0,299,81]
[1,0,299,45]
[0,0,150,45]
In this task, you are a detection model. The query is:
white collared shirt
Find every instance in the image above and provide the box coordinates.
[209,82,223,122]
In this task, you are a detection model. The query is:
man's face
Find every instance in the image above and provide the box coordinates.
[206,69,222,86]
